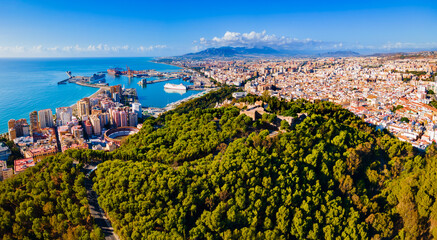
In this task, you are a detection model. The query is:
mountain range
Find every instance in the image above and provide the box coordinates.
[179,46,361,59]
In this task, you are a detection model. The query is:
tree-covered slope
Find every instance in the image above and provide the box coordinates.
[0,155,103,240]
[2,88,437,240]
[93,93,427,239]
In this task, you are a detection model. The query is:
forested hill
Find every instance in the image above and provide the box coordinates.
[2,88,437,239]
[94,89,437,239]
[0,155,104,239]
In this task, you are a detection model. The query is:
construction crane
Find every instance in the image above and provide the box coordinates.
[126,65,133,77]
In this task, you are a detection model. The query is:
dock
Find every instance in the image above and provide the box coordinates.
[137,77,181,87]
[187,85,210,91]
[147,77,179,84]
[75,81,110,90]
[57,71,106,85]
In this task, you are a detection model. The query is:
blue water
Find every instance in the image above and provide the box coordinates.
[0,57,199,133]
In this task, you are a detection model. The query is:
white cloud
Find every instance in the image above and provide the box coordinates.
[0,46,25,53]
[195,31,437,53]
[380,42,437,50]
[137,45,167,52]
[0,44,167,57]
[196,30,342,51]
[339,42,437,52]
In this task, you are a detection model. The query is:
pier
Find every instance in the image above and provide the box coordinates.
[75,81,110,90]
[146,77,179,84]
[57,71,106,85]
[137,77,181,86]
[187,85,209,91]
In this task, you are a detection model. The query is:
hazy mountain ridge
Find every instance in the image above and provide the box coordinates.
[182,46,281,58]
[179,46,362,59]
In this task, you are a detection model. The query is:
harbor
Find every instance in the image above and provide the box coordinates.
[75,81,110,90]
[108,66,188,79]
[58,71,108,89]
[57,69,205,92]
[0,57,213,134]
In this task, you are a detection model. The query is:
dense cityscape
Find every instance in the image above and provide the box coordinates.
[169,53,437,149]
[1,84,142,178]
[2,56,437,239]
[0,63,218,180]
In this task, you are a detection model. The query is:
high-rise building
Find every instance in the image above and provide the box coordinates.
[29,111,40,134]
[110,85,122,102]
[15,119,26,137]
[129,112,138,127]
[90,115,102,136]
[84,120,93,136]
[56,107,73,126]
[38,109,54,129]
[71,125,83,139]
[7,119,16,140]
[120,111,128,127]
[7,119,15,130]
[77,98,90,118]
[110,109,120,127]
[22,123,30,136]
[132,102,142,118]
[8,128,16,141]
[110,85,122,96]
[98,112,110,128]
[110,109,129,127]
[100,100,115,111]
[8,119,30,140]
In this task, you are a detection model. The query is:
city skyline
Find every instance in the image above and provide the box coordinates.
[0,0,436,57]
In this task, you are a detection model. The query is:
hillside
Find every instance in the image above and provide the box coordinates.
[2,88,437,239]
[93,90,436,239]
[178,47,361,59]
[181,47,281,59]
[0,155,104,239]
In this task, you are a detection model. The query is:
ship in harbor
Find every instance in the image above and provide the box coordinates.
[88,73,106,83]
[58,71,106,84]
[164,83,187,91]
[107,68,123,76]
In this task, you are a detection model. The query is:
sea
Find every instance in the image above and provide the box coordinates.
[0,57,200,134]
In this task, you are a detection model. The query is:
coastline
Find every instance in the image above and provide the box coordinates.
[150,59,182,70]
[70,87,104,109]
[2,58,210,135]
[142,87,217,118]
[65,60,199,116]
[163,88,216,111]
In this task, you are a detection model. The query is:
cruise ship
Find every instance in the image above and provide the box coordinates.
[164,83,187,91]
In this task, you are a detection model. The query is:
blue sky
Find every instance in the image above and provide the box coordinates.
[0,0,436,57]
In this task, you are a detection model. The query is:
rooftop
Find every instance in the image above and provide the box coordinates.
[14,158,35,173]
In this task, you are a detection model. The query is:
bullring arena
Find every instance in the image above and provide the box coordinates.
[104,126,139,145]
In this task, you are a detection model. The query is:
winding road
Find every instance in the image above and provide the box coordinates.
[83,163,120,240]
